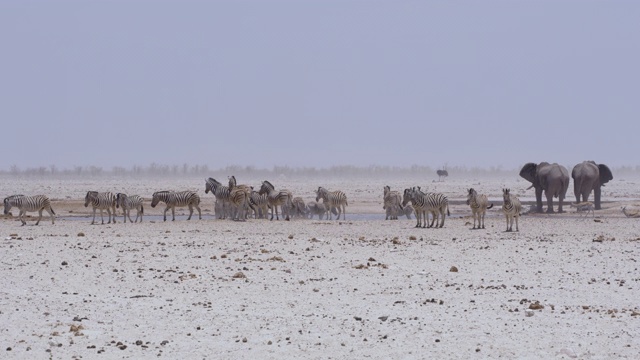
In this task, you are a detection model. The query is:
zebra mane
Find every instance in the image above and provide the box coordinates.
[263,180,274,189]
[153,191,173,196]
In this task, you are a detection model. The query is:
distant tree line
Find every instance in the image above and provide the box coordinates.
[2,163,640,179]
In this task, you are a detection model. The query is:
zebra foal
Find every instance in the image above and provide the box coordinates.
[115,193,144,223]
[315,186,348,220]
[3,194,55,226]
[151,191,202,221]
[84,191,116,225]
[466,188,493,229]
[502,188,521,232]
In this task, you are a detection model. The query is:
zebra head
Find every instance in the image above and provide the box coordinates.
[3,197,13,215]
[315,187,327,202]
[151,191,169,208]
[84,191,98,207]
[384,186,390,196]
[466,188,476,205]
[259,181,274,195]
[402,188,412,207]
[115,193,126,208]
[228,175,237,189]
[502,188,511,203]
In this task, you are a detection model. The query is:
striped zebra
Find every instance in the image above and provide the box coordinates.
[249,191,270,219]
[3,194,55,226]
[466,188,494,229]
[502,188,522,232]
[402,187,450,228]
[258,180,293,221]
[228,176,253,220]
[115,193,144,223]
[84,191,117,225]
[205,178,231,219]
[383,185,403,220]
[151,191,202,221]
[315,187,348,220]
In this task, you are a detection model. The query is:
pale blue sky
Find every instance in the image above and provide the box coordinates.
[1,1,638,171]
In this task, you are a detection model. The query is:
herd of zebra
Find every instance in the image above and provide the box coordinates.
[3,175,524,231]
[1,177,350,226]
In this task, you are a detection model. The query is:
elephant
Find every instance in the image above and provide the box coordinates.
[571,161,613,210]
[519,162,570,213]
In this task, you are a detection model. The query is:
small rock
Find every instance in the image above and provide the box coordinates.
[242,337,247,343]
[450,266,458,272]
[61,261,68,266]
[77,232,85,237]
[525,310,534,317]
[378,316,388,321]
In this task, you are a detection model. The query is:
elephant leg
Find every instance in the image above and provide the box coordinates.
[545,193,555,213]
[558,194,565,213]
[594,187,602,210]
[535,188,544,213]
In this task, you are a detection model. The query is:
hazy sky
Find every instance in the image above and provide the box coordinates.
[1,1,638,171]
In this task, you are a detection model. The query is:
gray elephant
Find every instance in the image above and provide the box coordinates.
[571,161,613,210]
[519,162,570,213]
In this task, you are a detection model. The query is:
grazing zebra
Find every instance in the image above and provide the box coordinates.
[151,191,202,221]
[258,180,293,221]
[290,197,307,218]
[115,193,144,223]
[437,169,448,181]
[402,187,450,228]
[3,194,55,226]
[205,178,231,219]
[315,187,348,220]
[306,201,338,220]
[502,188,521,232]
[249,191,270,219]
[84,191,117,225]
[383,185,403,220]
[466,188,494,229]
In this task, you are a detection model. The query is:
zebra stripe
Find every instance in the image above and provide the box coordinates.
[466,188,493,229]
[115,193,144,223]
[84,191,116,225]
[249,191,270,219]
[315,186,348,220]
[3,194,55,226]
[502,188,521,232]
[402,187,449,228]
[205,178,231,219]
[229,187,252,221]
[383,185,403,220]
[228,175,254,220]
[151,191,201,221]
[259,180,292,221]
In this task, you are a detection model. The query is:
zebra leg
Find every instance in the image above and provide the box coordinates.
[342,205,346,220]
[163,207,168,221]
[187,204,193,220]
[47,207,55,225]
[515,215,519,232]
[196,205,202,220]
[91,208,96,225]
[35,209,44,225]
[19,210,27,226]
[107,208,113,224]
[171,207,176,221]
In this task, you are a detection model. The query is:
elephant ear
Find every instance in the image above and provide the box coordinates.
[519,163,537,184]
[599,164,613,185]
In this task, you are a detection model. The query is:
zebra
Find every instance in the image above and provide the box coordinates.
[315,186,348,220]
[502,188,521,232]
[3,194,55,226]
[205,178,231,219]
[228,187,253,221]
[306,201,338,220]
[258,180,293,221]
[290,197,307,218]
[228,176,253,220]
[466,188,494,229]
[84,191,117,225]
[115,193,144,223]
[437,169,448,181]
[402,187,450,228]
[151,191,202,221]
[383,185,403,220]
[249,190,270,219]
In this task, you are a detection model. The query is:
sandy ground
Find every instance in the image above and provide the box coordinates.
[1,175,640,359]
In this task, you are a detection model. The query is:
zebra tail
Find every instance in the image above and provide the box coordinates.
[487,203,494,209]
[141,205,144,214]
[51,206,56,215]
[447,205,450,216]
